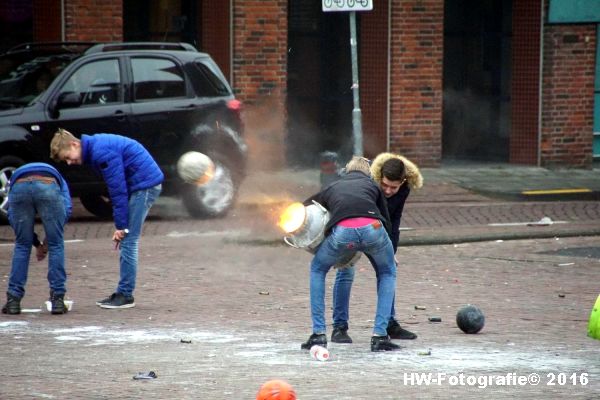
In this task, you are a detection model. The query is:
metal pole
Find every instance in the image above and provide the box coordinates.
[349,11,363,156]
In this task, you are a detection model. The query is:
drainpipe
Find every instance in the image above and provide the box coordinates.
[386,0,391,151]
[229,0,234,85]
[537,0,544,167]
[60,0,65,41]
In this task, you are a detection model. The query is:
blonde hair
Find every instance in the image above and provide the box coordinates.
[50,128,79,161]
[344,156,371,175]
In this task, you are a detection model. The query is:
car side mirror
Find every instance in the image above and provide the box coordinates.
[56,92,82,109]
[49,92,82,119]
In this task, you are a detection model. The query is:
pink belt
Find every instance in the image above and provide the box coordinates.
[338,217,379,228]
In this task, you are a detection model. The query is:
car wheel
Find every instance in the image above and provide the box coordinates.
[181,155,237,218]
[80,194,113,218]
[0,156,25,225]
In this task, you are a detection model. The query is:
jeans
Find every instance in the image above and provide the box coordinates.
[7,180,67,298]
[333,254,397,328]
[117,184,161,297]
[310,222,396,336]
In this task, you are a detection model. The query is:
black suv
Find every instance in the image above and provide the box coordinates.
[0,42,246,223]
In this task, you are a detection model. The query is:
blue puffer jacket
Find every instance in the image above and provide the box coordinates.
[8,162,72,224]
[81,134,164,229]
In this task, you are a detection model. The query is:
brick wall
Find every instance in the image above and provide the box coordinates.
[64,0,122,42]
[388,0,444,167]
[232,1,288,170]
[541,20,596,168]
[232,1,287,102]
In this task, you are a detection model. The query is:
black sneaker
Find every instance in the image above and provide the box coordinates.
[301,333,327,350]
[371,335,402,352]
[97,292,135,309]
[95,294,113,306]
[387,319,417,340]
[50,292,68,315]
[2,292,21,315]
[331,324,353,343]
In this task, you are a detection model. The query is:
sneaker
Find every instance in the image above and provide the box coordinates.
[95,294,113,306]
[387,318,417,340]
[1,292,21,315]
[97,292,135,309]
[50,292,68,315]
[371,335,402,352]
[301,333,327,350]
[331,324,353,343]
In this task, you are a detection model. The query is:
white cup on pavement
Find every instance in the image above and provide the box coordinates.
[45,300,73,312]
[310,345,329,361]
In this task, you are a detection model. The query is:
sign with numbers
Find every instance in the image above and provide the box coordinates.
[322,0,373,12]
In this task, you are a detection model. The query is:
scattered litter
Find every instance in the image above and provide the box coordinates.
[44,300,73,312]
[310,345,329,361]
[558,263,575,266]
[259,291,269,295]
[558,293,565,298]
[180,338,192,344]
[527,216,553,226]
[133,371,157,380]
[418,349,432,356]
[428,317,442,323]
[21,308,42,313]
[414,305,427,310]
[489,218,566,227]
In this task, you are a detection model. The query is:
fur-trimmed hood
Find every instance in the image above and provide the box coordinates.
[370,152,423,190]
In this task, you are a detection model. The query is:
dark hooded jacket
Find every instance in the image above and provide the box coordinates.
[304,170,392,238]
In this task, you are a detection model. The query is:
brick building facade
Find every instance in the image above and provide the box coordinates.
[17,0,599,168]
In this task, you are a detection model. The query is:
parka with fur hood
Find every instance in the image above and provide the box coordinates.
[369,152,423,252]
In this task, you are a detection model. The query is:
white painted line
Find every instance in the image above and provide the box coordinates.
[0,239,84,247]
[488,221,567,227]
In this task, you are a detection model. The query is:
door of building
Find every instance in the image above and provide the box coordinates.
[287,1,353,167]
[442,0,512,162]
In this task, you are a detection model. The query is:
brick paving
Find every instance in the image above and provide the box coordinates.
[0,232,599,399]
[0,168,599,399]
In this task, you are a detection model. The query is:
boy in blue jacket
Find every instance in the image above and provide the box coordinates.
[51,128,163,309]
[2,162,72,315]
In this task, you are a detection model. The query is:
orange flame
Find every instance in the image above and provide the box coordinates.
[195,161,215,186]
[278,202,306,233]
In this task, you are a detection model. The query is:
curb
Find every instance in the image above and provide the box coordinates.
[227,226,600,248]
[458,187,600,203]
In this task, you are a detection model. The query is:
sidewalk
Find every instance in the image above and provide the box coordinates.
[422,163,600,202]
[236,164,600,246]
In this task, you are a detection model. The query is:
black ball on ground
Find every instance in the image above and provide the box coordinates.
[456,304,485,334]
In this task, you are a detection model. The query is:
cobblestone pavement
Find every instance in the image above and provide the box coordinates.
[0,231,599,399]
[1,168,599,399]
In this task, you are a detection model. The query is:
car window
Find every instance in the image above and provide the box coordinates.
[58,59,121,106]
[189,61,231,97]
[0,54,72,107]
[131,58,186,101]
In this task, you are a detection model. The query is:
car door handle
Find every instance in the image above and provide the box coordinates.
[114,110,126,121]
